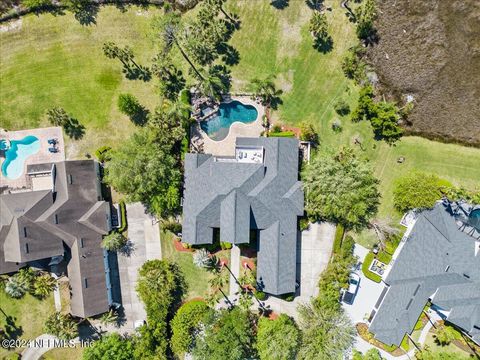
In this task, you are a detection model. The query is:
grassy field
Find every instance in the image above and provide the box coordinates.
[40,346,85,360]
[0,5,161,158]
[2,0,480,246]
[0,291,55,358]
[161,230,230,300]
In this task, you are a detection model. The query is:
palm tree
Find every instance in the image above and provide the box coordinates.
[101,232,127,252]
[164,98,191,124]
[309,11,329,41]
[44,312,78,341]
[249,75,283,109]
[33,274,57,299]
[208,270,231,307]
[193,249,218,271]
[46,107,69,127]
[205,0,238,25]
[197,71,227,101]
[99,310,118,327]
[5,277,26,299]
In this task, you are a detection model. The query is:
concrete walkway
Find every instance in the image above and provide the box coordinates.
[21,334,78,360]
[116,203,162,333]
[229,245,240,297]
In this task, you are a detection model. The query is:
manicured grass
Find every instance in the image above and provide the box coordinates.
[160,230,230,300]
[0,6,161,158]
[226,0,480,242]
[41,346,84,360]
[0,291,55,358]
[423,332,474,359]
[361,252,381,283]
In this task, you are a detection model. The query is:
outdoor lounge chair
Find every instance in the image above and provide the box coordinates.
[48,138,57,145]
[48,147,58,153]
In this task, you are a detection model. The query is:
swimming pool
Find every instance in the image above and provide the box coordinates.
[1,135,40,180]
[200,100,258,141]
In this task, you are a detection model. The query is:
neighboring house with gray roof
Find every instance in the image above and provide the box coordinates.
[182,137,304,295]
[369,201,480,346]
[0,160,112,318]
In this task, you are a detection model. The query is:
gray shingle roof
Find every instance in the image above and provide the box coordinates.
[182,137,304,295]
[370,202,480,346]
[0,160,111,318]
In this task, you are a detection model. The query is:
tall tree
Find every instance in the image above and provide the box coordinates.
[33,274,57,299]
[44,312,78,340]
[297,303,355,360]
[303,147,380,230]
[309,11,332,50]
[257,315,301,360]
[101,232,127,252]
[83,333,134,360]
[192,308,256,360]
[46,107,69,127]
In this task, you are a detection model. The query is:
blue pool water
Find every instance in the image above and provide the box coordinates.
[1,135,40,180]
[200,100,258,141]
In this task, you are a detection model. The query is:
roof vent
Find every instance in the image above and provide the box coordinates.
[445,265,450,272]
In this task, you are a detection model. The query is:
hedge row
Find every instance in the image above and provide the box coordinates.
[332,224,345,255]
[268,131,295,138]
[117,200,127,233]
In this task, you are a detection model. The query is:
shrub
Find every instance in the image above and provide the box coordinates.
[170,300,209,356]
[22,0,51,9]
[272,124,282,133]
[179,89,191,105]
[5,277,27,298]
[299,122,318,144]
[95,146,112,163]
[334,100,350,116]
[393,171,448,212]
[163,220,182,235]
[332,119,342,133]
[281,293,295,302]
[257,314,300,360]
[361,253,381,283]
[101,231,127,252]
[299,217,310,231]
[44,312,78,340]
[268,131,295,138]
[333,224,345,254]
[193,249,217,270]
[117,200,127,233]
[220,241,232,250]
[254,291,266,300]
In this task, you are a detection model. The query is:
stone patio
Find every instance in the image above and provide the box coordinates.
[0,127,65,190]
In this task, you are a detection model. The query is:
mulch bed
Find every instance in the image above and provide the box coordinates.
[356,323,404,357]
[173,239,194,253]
[241,258,256,271]
[280,124,301,138]
[268,312,279,320]
[240,247,257,258]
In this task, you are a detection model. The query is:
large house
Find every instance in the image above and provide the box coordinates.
[0,160,112,318]
[369,201,480,346]
[182,137,304,295]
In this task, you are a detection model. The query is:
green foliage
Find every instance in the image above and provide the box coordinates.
[269,131,295,138]
[334,99,350,116]
[44,312,78,340]
[33,274,57,299]
[376,250,392,265]
[353,348,384,360]
[220,241,232,250]
[342,45,367,84]
[361,252,382,283]
[94,145,112,163]
[170,300,210,356]
[393,171,447,213]
[333,224,345,254]
[193,249,218,271]
[299,121,319,144]
[135,260,186,360]
[117,93,148,126]
[83,333,134,360]
[162,220,182,234]
[250,75,283,109]
[297,303,355,359]
[104,123,183,219]
[101,231,127,251]
[355,0,377,41]
[46,106,69,127]
[309,11,332,51]
[192,307,257,360]
[254,291,266,300]
[257,315,301,360]
[281,293,295,302]
[21,0,51,9]
[434,325,459,346]
[299,217,310,231]
[303,147,380,231]
[117,200,127,233]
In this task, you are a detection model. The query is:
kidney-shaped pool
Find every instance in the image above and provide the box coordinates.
[1,135,40,180]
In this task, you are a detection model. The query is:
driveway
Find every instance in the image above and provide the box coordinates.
[296,221,336,298]
[343,244,386,324]
[115,203,161,333]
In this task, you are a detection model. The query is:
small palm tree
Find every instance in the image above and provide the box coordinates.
[99,310,118,327]
[249,75,283,109]
[5,277,26,299]
[46,107,70,127]
[196,72,227,101]
[33,274,57,299]
[193,249,218,271]
[44,312,78,341]
[434,325,458,346]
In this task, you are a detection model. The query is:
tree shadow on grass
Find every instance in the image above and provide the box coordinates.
[123,65,152,82]
[131,108,150,127]
[270,0,289,10]
[73,3,99,26]
[218,43,240,66]
[305,0,324,11]
[63,118,85,140]
[4,315,23,340]
[313,36,334,53]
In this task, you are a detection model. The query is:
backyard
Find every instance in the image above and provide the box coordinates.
[0,291,55,358]
[1,1,480,242]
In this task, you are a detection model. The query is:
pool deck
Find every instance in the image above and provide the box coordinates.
[0,127,65,191]
[191,96,265,157]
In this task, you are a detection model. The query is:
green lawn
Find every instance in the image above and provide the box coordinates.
[40,346,84,360]
[0,291,55,358]
[0,5,161,158]
[161,230,230,300]
[2,0,480,247]
[423,332,474,359]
